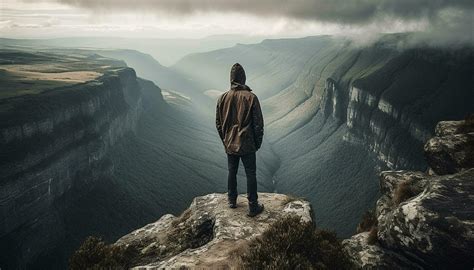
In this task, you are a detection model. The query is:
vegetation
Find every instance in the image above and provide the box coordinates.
[0,50,124,99]
[356,209,378,245]
[69,236,138,270]
[459,114,474,133]
[69,209,215,269]
[367,226,379,245]
[356,209,377,234]
[234,215,353,270]
[393,180,418,205]
[281,194,306,206]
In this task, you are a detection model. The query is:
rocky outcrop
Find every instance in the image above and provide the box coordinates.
[113,193,312,269]
[424,120,474,175]
[343,232,423,269]
[0,67,143,268]
[344,119,474,269]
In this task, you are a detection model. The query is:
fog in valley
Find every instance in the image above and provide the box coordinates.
[1,0,473,268]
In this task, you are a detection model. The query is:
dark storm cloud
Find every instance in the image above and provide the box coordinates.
[49,0,473,24]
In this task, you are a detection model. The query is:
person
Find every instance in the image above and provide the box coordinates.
[215,63,265,217]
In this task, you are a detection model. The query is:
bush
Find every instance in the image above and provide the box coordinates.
[356,210,377,234]
[367,226,379,245]
[356,209,379,245]
[393,180,416,205]
[236,215,353,270]
[69,236,138,270]
[460,114,474,133]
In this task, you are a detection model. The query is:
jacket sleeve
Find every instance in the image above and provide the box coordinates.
[252,96,264,149]
[216,96,224,141]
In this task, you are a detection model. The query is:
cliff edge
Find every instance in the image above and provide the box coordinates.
[93,193,312,269]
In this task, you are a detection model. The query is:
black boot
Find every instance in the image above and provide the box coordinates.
[228,198,237,209]
[248,202,264,217]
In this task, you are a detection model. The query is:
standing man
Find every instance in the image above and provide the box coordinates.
[216,63,265,217]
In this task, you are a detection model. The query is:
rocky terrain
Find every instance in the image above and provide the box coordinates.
[343,118,474,269]
[112,193,312,269]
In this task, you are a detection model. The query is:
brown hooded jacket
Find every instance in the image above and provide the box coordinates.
[216,63,264,155]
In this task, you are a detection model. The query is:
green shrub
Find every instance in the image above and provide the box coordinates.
[69,236,138,270]
[356,209,379,245]
[367,226,379,245]
[356,210,377,234]
[393,180,416,205]
[236,215,353,270]
[460,114,474,133]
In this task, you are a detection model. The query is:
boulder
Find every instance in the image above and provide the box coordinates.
[424,120,474,175]
[343,232,423,269]
[377,168,474,269]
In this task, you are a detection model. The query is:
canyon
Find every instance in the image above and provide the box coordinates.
[0,34,472,268]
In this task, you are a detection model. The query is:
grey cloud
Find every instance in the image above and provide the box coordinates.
[44,0,473,24]
[39,0,474,45]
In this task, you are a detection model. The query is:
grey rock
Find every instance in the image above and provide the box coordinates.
[345,119,474,269]
[343,232,423,269]
[377,169,474,268]
[114,193,312,269]
[424,120,474,175]
[376,171,430,225]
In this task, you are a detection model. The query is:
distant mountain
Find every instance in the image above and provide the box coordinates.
[172,36,341,100]
[0,35,265,66]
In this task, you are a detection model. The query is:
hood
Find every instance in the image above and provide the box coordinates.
[230,63,251,91]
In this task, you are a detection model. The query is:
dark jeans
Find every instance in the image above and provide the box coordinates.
[227,152,258,204]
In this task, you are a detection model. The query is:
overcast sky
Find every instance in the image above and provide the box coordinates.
[1,0,472,44]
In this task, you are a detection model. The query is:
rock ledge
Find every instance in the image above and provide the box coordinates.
[115,192,312,269]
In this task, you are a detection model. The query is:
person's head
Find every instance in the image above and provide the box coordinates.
[230,63,250,90]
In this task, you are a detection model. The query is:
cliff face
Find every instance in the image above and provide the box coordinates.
[0,67,142,268]
[319,48,473,171]
[343,119,474,269]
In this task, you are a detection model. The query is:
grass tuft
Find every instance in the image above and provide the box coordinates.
[234,215,353,269]
[393,180,416,205]
[367,226,379,245]
[69,236,139,270]
[356,209,379,245]
[356,209,377,234]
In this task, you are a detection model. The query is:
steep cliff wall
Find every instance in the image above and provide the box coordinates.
[0,67,142,269]
[321,48,474,170]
